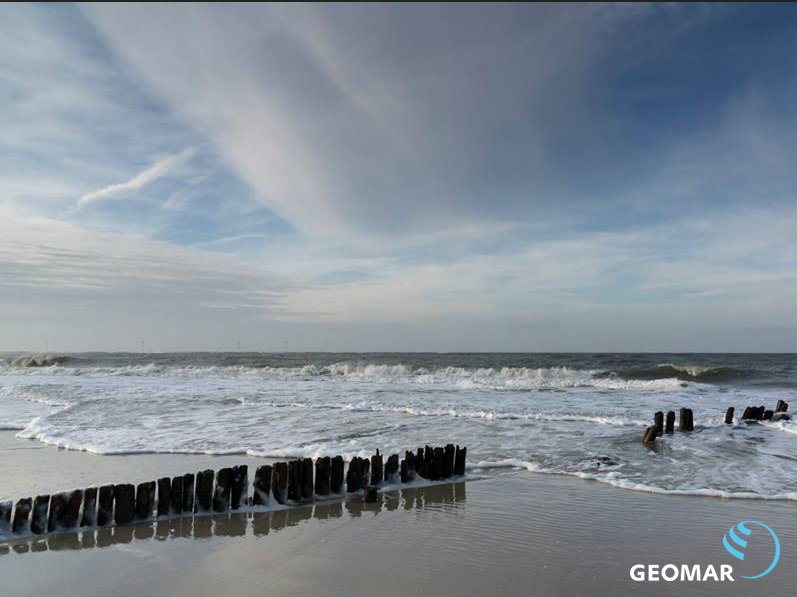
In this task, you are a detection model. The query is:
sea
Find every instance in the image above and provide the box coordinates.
[1,352,796,500]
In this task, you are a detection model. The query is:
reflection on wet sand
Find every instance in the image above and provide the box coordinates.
[0,483,465,555]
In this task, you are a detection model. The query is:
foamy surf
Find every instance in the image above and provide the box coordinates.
[1,352,795,501]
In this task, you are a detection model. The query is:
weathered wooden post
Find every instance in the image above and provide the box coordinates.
[30,495,50,534]
[97,485,114,526]
[776,400,789,413]
[62,489,83,528]
[252,465,272,505]
[443,444,455,478]
[330,456,344,494]
[232,465,248,509]
[12,497,31,534]
[686,409,694,431]
[424,446,434,477]
[135,482,155,521]
[182,473,195,513]
[642,426,658,444]
[0,501,10,533]
[400,458,415,483]
[272,462,288,504]
[665,411,675,433]
[156,478,171,517]
[678,408,688,431]
[654,411,664,434]
[758,405,766,420]
[300,459,313,501]
[763,410,774,421]
[404,450,416,477]
[432,447,445,480]
[170,476,183,514]
[385,454,399,481]
[370,452,384,486]
[416,448,426,478]
[314,458,330,496]
[47,493,66,532]
[287,461,302,502]
[346,457,361,493]
[195,469,214,512]
[81,487,97,526]
[724,407,734,424]
[114,484,135,524]
[454,445,467,476]
[213,468,233,512]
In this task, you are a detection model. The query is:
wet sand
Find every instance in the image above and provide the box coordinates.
[1,432,795,596]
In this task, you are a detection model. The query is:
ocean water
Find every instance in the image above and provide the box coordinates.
[1,352,796,500]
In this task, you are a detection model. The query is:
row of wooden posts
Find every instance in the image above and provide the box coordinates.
[0,444,467,539]
[642,400,790,444]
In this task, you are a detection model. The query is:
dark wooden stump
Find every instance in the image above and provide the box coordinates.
[642,426,658,444]
[678,408,688,431]
[776,400,789,413]
[654,411,664,434]
[385,454,399,481]
[314,458,330,496]
[404,450,416,476]
[170,476,183,514]
[213,467,233,512]
[81,488,97,526]
[415,448,426,478]
[330,456,344,494]
[47,493,66,532]
[758,405,766,420]
[724,407,734,425]
[156,478,171,517]
[763,410,774,421]
[370,453,384,486]
[0,501,11,532]
[114,484,135,524]
[272,462,288,504]
[232,465,248,509]
[454,445,467,476]
[443,444,455,478]
[181,473,195,513]
[287,460,302,502]
[253,465,273,505]
[400,458,415,483]
[12,497,31,534]
[30,495,50,534]
[97,485,114,526]
[195,469,214,512]
[345,457,361,493]
[135,482,155,521]
[300,459,313,500]
[424,446,434,476]
[432,447,445,480]
[665,411,675,433]
[62,489,83,528]
[686,409,694,431]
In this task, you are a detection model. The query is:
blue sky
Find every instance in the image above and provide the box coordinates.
[1,3,797,352]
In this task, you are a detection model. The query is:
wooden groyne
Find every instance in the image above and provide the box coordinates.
[642,399,791,444]
[0,445,466,541]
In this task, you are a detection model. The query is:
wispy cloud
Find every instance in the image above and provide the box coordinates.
[77,146,199,207]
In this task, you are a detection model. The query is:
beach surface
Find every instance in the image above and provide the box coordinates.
[1,431,794,597]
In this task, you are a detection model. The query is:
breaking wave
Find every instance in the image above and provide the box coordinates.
[609,364,750,383]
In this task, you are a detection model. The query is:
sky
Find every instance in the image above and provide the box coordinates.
[1,2,797,352]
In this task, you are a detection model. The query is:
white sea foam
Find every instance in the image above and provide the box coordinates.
[1,357,795,501]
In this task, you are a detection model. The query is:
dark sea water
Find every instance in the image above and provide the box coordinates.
[1,352,796,499]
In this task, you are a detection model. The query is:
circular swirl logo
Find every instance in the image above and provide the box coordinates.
[723,521,780,579]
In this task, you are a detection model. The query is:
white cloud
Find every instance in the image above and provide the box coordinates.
[77,146,198,207]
